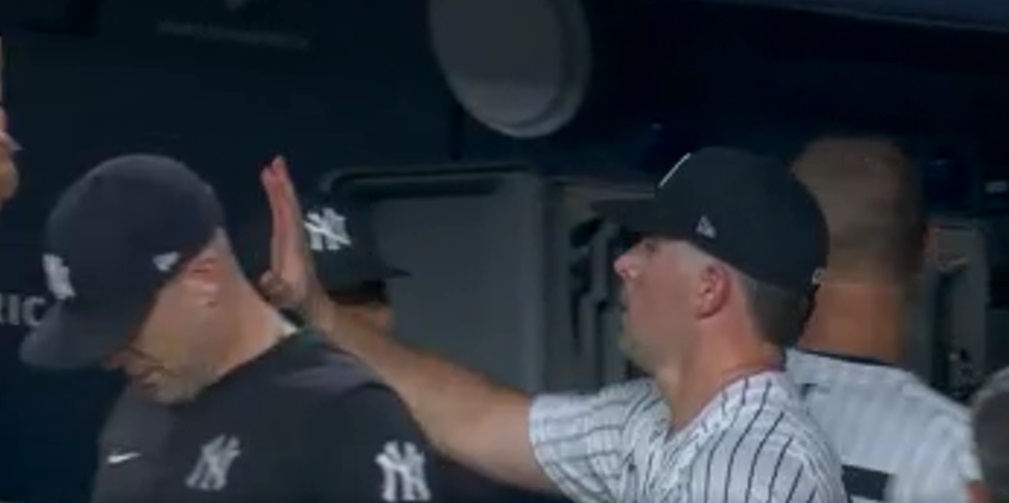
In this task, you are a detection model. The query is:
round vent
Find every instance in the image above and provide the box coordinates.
[428,0,593,139]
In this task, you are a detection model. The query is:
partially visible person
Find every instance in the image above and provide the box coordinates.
[235,194,570,503]
[786,136,983,503]
[971,366,1009,503]
[258,149,849,502]
[19,155,446,503]
[232,195,407,329]
[0,107,19,207]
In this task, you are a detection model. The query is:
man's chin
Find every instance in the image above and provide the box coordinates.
[618,331,647,371]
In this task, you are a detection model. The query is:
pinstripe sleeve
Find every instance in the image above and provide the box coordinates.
[685,429,829,503]
[527,379,654,503]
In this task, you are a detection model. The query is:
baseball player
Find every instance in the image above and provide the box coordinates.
[786,136,983,503]
[971,366,1009,503]
[18,155,446,503]
[259,148,849,502]
[235,194,571,503]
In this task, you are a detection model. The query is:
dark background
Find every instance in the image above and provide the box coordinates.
[1,0,1009,501]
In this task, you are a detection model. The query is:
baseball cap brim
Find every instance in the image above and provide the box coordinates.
[20,296,152,371]
[317,252,410,291]
[591,197,687,238]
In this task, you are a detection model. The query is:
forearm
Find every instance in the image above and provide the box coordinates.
[305,296,555,492]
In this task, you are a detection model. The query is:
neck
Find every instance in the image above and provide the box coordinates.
[799,282,907,364]
[212,281,292,380]
[653,326,782,429]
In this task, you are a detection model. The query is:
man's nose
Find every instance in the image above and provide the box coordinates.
[613,251,639,282]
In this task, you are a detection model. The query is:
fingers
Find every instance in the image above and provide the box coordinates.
[261,157,297,272]
[261,166,286,270]
[267,156,306,233]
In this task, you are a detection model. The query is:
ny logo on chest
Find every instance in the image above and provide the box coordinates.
[185,434,243,492]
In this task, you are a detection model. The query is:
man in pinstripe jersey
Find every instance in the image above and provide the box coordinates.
[258,148,849,502]
[786,136,984,503]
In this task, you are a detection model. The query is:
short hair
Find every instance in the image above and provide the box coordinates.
[326,280,390,306]
[790,136,926,281]
[973,368,1009,503]
[679,243,813,347]
[738,273,814,347]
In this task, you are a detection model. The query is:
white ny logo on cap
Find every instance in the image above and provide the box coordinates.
[42,254,75,300]
[304,207,352,252]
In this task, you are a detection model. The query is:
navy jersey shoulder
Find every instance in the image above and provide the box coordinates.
[93,331,444,503]
[257,330,383,397]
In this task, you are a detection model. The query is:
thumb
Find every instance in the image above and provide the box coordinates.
[258,271,296,308]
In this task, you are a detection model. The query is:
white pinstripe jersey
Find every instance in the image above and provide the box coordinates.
[785,349,980,503]
[529,372,848,503]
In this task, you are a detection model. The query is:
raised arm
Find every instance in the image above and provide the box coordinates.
[256,157,555,493]
[316,306,554,492]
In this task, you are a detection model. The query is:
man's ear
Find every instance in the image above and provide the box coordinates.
[695,262,731,318]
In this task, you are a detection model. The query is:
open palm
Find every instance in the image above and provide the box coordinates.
[259,156,319,310]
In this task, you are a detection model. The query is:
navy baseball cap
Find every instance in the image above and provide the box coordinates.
[233,195,407,294]
[20,154,224,370]
[593,147,828,294]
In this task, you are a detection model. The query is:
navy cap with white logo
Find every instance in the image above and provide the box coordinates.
[593,147,828,294]
[233,195,407,294]
[20,154,224,370]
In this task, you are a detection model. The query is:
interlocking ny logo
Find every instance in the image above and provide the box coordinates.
[304,207,352,252]
[42,254,75,300]
[375,441,431,502]
[185,435,241,492]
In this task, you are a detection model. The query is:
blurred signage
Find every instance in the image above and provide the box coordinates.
[99,0,319,51]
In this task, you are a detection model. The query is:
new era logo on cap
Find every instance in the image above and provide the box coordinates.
[153,251,181,272]
[695,215,717,239]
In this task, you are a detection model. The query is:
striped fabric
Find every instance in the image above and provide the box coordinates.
[529,372,848,503]
[786,349,980,503]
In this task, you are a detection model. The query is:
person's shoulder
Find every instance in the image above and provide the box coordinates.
[266,330,386,399]
[788,350,969,425]
[694,374,845,502]
[690,416,845,503]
